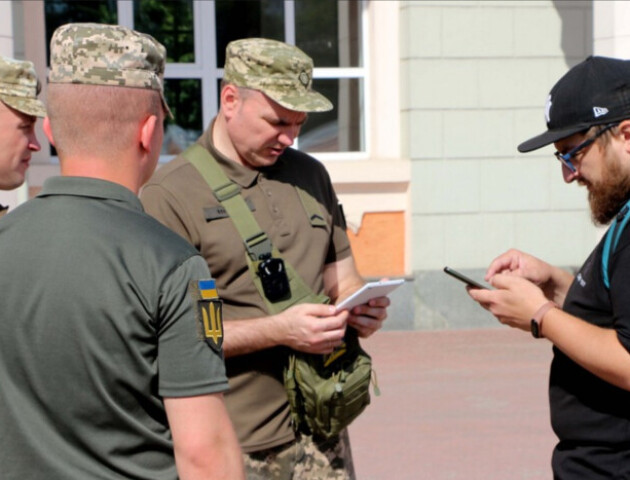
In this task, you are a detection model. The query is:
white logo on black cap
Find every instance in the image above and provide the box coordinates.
[545,94,552,123]
[593,106,609,118]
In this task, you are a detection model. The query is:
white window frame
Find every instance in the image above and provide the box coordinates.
[124,0,371,161]
[281,0,371,161]
[119,0,218,161]
[33,0,371,165]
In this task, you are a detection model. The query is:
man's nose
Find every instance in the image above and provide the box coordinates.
[562,163,578,183]
[278,126,299,147]
[29,132,41,152]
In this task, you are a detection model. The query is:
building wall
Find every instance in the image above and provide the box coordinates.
[399,0,596,330]
[6,0,630,330]
[347,212,406,277]
[0,1,13,55]
[594,0,630,57]
[329,0,410,279]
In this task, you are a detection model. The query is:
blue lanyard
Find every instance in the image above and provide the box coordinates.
[602,198,630,289]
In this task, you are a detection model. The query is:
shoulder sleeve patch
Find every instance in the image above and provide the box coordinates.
[190,279,224,354]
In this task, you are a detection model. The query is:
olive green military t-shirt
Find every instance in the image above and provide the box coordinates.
[141,124,352,452]
[0,177,229,479]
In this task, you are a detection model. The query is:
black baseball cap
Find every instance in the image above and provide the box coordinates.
[518,56,630,153]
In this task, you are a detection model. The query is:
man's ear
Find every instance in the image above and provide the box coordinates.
[617,120,630,156]
[139,114,158,153]
[220,84,240,119]
[43,117,55,146]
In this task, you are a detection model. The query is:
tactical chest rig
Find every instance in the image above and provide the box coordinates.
[183,143,372,439]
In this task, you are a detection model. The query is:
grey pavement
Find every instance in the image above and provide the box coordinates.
[349,328,556,480]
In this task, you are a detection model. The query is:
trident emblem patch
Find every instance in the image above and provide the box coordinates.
[196,279,223,353]
[299,71,310,88]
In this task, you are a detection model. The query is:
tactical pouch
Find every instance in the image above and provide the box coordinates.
[284,329,373,440]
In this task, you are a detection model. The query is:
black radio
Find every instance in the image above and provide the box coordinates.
[258,254,290,301]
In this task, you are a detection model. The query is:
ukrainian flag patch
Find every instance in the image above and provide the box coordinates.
[194,279,223,354]
[199,279,219,300]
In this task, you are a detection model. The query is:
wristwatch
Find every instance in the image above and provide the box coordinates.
[530,301,558,339]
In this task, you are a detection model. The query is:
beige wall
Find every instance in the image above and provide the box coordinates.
[403,0,596,271]
[0,0,13,55]
[326,0,411,275]
[594,0,630,57]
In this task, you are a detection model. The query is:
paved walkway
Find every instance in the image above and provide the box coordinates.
[348,329,556,480]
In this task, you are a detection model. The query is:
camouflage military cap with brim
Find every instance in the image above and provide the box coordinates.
[49,22,172,118]
[0,55,46,118]
[224,38,333,113]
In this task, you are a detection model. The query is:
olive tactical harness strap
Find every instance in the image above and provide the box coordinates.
[182,143,374,439]
[183,143,329,312]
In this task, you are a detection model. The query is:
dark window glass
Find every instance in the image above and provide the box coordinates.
[163,78,203,154]
[295,0,362,68]
[299,78,363,153]
[134,0,195,63]
[44,0,118,64]
[214,0,284,67]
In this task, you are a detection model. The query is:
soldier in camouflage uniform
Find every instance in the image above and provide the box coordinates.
[0,55,46,216]
[0,23,244,480]
[141,38,391,479]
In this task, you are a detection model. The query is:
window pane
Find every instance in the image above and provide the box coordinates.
[163,79,203,154]
[214,0,284,67]
[134,0,195,63]
[299,78,364,153]
[44,0,118,64]
[295,0,362,68]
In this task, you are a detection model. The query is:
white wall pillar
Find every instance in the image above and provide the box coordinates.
[594,0,630,58]
[0,0,14,55]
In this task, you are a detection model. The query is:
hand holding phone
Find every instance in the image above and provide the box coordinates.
[443,266,491,290]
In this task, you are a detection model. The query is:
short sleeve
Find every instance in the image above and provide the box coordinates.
[156,255,229,397]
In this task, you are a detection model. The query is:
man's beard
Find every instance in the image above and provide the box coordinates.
[588,156,630,225]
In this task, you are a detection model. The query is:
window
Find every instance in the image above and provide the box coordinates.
[43,0,368,158]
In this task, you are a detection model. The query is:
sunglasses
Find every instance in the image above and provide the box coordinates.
[553,123,618,173]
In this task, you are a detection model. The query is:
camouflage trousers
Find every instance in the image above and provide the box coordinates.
[243,429,356,480]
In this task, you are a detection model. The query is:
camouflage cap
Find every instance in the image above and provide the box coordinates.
[49,23,172,117]
[0,55,46,118]
[223,38,333,113]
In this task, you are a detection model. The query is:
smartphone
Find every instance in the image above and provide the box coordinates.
[443,266,490,290]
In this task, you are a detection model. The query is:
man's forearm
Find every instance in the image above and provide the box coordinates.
[548,267,575,306]
[544,308,630,391]
[222,303,348,357]
[166,394,245,480]
[222,316,283,358]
